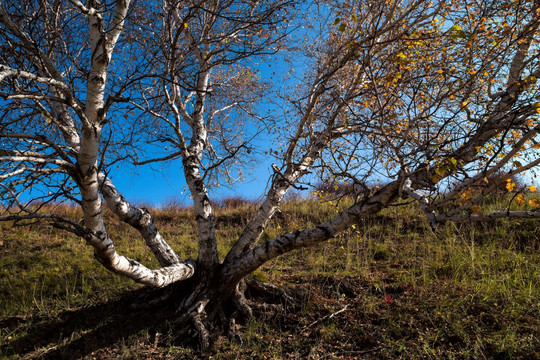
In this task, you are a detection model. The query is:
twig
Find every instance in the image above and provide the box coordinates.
[332,347,384,356]
[302,305,349,332]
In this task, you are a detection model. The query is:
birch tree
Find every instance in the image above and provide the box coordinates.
[1,0,540,348]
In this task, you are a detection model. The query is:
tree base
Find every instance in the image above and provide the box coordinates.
[129,275,297,351]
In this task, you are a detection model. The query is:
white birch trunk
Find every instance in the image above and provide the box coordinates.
[98,174,182,266]
[70,0,195,286]
[221,182,401,283]
[184,58,219,272]
[86,230,195,287]
[184,154,220,273]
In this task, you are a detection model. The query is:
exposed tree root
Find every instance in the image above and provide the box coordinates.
[231,281,253,319]
[219,308,242,344]
[132,275,299,351]
[244,276,295,309]
[191,313,210,350]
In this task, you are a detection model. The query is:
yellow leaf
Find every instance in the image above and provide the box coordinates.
[529,198,540,208]
[506,181,516,192]
[526,119,534,127]
[517,194,525,206]
[528,185,537,192]
[533,143,540,149]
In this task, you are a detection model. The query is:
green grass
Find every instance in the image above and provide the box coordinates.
[1,197,539,359]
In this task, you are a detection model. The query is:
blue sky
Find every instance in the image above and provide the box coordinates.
[107,155,276,206]
[105,20,314,207]
[106,60,297,207]
[0,2,321,208]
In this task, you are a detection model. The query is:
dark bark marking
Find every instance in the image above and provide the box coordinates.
[264,240,271,256]
[316,225,333,240]
[127,258,139,267]
[274,237,288,255]
[201,194,210,205]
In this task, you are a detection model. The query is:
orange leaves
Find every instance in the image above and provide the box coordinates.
[516,187,539,208]
[470,205,483,216]
[506,180,516,192]
[458,188,473,204]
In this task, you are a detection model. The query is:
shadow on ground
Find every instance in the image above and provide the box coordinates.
[0,287,174,359]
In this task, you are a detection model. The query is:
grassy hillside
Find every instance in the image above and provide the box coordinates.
[1,197,539,359]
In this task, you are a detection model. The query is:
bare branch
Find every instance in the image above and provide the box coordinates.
[0,64,69,90]
[133,151,183,166]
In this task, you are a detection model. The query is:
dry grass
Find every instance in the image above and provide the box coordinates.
[1,196,539,359]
